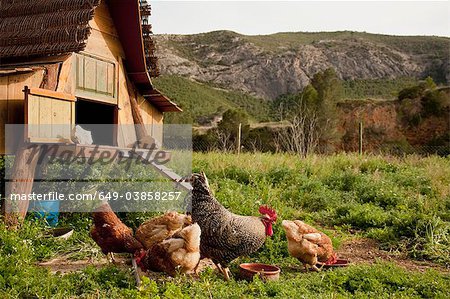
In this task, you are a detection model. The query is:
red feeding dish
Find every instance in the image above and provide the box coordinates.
[318,259,350,269]
[239,263,281,281]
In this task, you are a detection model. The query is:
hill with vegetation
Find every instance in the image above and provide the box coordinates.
[153,75,422,124]
[155,31,449,100]
[152,75,271,124]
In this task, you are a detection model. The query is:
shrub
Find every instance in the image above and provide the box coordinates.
[334,203,390,229]
[398,84,426,101]
[422,89,447,117]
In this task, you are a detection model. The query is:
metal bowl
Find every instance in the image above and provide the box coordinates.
[239,263,281,281]
[46,227,74,240]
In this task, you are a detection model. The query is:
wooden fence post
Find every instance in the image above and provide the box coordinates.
[358,121,363,155]
[236,123,242,154]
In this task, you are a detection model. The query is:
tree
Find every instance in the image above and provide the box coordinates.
[273,84,319,121]
[273,85,321,156]
[310,68,343,150]
[275,106,321,157]
[424,76,437,90]
[272,68,343,155]
[311,68,343,107]
[217,109,249,139]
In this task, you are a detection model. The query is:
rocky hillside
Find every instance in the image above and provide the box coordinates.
[155,31,449,100]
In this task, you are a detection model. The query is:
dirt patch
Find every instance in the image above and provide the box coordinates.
[38,254,217,278]
[38,255,131,274]
[139,259,216,281]
[38,239,448,276]
[337,238,449,273]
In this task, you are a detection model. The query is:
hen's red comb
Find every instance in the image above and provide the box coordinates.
[259,205,277,219]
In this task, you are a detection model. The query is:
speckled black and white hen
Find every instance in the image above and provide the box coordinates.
[190,172,277,280]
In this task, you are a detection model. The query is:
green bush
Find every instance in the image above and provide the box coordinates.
[398,84,426,101]
[334,203,390,229]
[422,89,447,117]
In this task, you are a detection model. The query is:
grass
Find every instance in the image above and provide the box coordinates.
[1,153,449,298]
[152,75,271,124]
[193,153,450,263]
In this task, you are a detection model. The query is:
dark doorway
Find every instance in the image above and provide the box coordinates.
[75,99,117,146]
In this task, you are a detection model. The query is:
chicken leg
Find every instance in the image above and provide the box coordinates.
[223,267,232,281]
[214,262,231,281]
[312,265,321,272]
[131,257,141,287]
[303,262,321,272]
[193,259,202,275]
[108,252,116,263]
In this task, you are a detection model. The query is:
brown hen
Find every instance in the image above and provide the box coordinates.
[136,223,201,276]
[90,203,144,262]
[135,211,192,250]
[282,220,336,271]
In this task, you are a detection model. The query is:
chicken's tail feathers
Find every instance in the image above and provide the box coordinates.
[190,172,214,198]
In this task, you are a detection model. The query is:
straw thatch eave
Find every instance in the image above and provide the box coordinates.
[0,0,101,58]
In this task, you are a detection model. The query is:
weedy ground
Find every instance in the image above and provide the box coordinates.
[0,153,449,298]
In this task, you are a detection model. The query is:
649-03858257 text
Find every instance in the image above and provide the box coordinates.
[9,191,183,202]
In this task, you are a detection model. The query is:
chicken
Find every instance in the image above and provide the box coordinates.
[282,220,337,272]
[90,203,144,262]
[135,211,192,249]
[136,223,201,276]
[190,172,277,280]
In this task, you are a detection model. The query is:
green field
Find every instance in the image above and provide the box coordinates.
[1,153,449,298]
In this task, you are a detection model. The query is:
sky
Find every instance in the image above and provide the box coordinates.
[151,1,450,37]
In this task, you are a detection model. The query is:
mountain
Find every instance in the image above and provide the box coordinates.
[154,31,449,100]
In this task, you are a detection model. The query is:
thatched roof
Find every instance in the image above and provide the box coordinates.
[0,0,101,58]
[0,0,180,112]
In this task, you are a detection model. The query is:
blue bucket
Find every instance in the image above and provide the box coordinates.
[29,200,60,227]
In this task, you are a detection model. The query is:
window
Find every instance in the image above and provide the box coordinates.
[74,53,118,105]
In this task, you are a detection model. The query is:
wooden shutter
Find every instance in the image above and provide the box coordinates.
[25,87,76,143]
[75,53,117,105]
